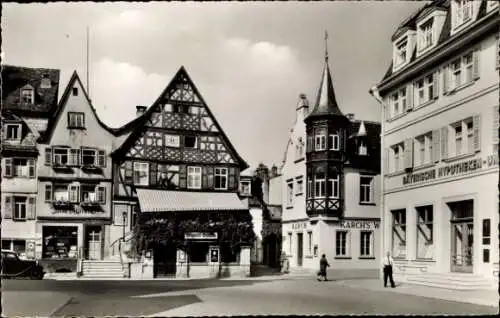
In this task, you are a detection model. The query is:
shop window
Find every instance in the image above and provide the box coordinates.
[416,205,434,260]
[42,226,78,259]
[220,244,239,263]
[391,209,407,258]
[335,230,350,257]
[189,243,209,263]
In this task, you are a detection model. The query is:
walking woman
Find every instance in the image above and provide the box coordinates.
[317,254,330,281]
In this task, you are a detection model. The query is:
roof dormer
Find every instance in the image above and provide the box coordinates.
[450,0,481,36]
[20,84,34,104]
[392,29,417,73]
[415,6,447,58]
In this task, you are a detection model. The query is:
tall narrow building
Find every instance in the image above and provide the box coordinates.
[281,35,381,273]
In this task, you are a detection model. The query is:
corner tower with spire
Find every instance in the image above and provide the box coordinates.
[304,31,350,218]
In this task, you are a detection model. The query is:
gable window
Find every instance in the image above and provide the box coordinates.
[187,166,202,189]
[21,87,34,104]
[5,124,21,141]
[418,19,434,51]
[173,105,188,114]
[14,197,27,220]
[314,168,326,198]
[214,167,228,190]
[360,176,375,204]
[335,230,349,257]
[133,162,149,186]
[391,209,407,259]
[315,128,327,151]
[72,87,78,96]
[327,174,339,199]
[81,149,97,166]
[53,148,69,166]
[391,88,407,118]
[414,73,436,107]
[184,136,197,148]
[360,231,374,257]
[68,112,85,129]
[165,134,180,148]
[394,38,408,67]
[454,0,473,28]
[286,181,293,206]
[416,205,434,260]
[329,134,340,151]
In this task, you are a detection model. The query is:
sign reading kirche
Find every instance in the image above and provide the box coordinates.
[402,154,498,186]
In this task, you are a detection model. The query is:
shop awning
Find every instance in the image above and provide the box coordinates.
[136,189,248,213]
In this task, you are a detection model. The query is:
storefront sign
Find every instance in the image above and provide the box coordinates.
[402,154,498,186]
[340,220,380,229]
[184,232,218,240]
[291,222,308,230]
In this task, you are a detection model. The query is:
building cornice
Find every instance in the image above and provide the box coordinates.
[378,11,499,95]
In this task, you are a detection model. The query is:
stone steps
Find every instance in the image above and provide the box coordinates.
[82,260,124,278]
[403,272,494,290]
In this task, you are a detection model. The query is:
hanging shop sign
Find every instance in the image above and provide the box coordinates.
[340,220,380,229]
[402,154,498,186]
[291,222,308,230]
[184,232,218,240]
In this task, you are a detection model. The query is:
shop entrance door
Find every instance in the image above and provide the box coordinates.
[449,200,473,273]
[86,226,102,260]
[297,233,303,267]
[154,243,177,277]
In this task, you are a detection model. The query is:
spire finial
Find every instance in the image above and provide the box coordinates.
[324,30,329,62]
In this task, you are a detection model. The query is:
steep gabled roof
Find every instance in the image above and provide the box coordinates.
[112,66,249,170]
[1,64,60,117]
[38,71,116,143]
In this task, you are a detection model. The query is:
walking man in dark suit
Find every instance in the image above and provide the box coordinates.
[382,251,396,288]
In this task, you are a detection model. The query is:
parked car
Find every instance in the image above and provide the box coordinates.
[1,250,45,279]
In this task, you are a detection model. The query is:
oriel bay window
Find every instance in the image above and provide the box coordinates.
[133,162,149,186]
[391,209,407,258]
[214,167,228,190]
[314,167,326,198]
[416,205,434,260]
[327,173,339,199]
[329,134,339,151]
[315,128,327,151]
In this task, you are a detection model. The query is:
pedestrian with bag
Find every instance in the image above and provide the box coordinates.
[317,254,330,281]
[382,251,396,288]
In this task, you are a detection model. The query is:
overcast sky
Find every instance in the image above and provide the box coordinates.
[3,1,426,171]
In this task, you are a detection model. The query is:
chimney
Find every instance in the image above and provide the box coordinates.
[40,73,51,89]
[346,113,355,121]
[136,105,147,117]
[255,163,270,204]
[296,93,309,120]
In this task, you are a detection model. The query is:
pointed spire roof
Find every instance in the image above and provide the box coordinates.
[307,31,343,120]
[357,120,367,137]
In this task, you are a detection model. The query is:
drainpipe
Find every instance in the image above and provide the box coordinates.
[369,86,385,280]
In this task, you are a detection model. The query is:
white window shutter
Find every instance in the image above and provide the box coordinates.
[369,177,375,204]
[442,65,449,95]
[493,105,499,145]
[440,126,448,160]
[3,196,13,219]
[406,85,413,111]
[404,138,414,169]
[432,129,441,163]
[432,72,439,99]
[473,115,481,152]
[473,49,480,80]
[28,197,36,220]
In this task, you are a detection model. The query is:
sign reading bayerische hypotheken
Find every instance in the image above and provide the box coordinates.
[402,154,498,186]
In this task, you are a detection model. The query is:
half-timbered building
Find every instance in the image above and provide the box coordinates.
[1,65,60,260]
[35,71,116,274]
[111,66,254,278]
